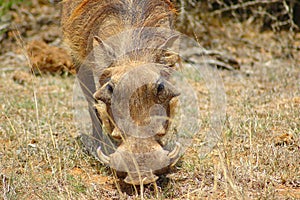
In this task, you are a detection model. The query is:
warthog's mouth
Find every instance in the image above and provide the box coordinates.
[92,63,182,184]
[97,137,181,185]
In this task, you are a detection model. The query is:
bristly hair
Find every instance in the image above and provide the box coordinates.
[61,0,176,64]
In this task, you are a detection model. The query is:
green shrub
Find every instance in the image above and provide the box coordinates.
[0,0,24,17]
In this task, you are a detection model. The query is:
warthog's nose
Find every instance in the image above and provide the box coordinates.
[97,139,181,185]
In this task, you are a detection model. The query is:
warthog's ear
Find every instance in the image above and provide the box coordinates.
[93,36,116,64]
[157,35,181,67]
[158,34,180,51]
[98,69,112,86]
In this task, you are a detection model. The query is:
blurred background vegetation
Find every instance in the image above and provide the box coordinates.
[1,0,299,38]
[0,1,299,199]
[0,0,23,16]
[175,0,300,32]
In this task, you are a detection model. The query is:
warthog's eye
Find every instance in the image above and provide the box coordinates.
[154,79,180,104]
[157,82,165,94]
[156,81,168,103]
[106,84,114,93]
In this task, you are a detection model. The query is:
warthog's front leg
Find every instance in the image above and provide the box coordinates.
[77,67,115,155]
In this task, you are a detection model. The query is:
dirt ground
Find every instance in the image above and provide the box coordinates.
[0,1,299,199]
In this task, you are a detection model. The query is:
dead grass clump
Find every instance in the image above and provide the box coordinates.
[26,40,75,75]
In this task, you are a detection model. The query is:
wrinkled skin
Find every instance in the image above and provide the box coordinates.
[94,62,182,185]
[61,0,182,185]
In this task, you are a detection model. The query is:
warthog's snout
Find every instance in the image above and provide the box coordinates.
[97,137,181,185]
[93,65,182,185]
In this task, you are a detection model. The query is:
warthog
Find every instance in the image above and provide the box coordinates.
[61,0,182,185]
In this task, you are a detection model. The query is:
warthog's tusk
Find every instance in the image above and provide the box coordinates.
[168,142,181,160]
[97,146,110,164]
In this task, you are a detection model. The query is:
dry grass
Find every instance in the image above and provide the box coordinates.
[1,2,300,199]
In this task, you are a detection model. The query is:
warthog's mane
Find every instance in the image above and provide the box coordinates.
[61,0,176,64]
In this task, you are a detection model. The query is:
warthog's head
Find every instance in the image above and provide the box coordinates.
[92,33,182,185]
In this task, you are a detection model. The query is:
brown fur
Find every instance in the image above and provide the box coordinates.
[61,0,181,184]
[61,0,176,64]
